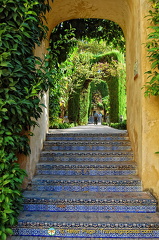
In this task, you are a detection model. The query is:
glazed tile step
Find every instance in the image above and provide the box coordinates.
[44,140,131,146]
[12,211,159,238]
[46,133,129,141]
[7,237,155,240]
[23,191,157,213]
[44,139,131,144]
[43,141,131,151]
[40,150,133,162]
[31,175,142,192]
[36,161,137,176]
[40,151,133,162]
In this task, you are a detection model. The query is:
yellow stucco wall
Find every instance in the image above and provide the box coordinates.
[139,0,159,200]
[24,0,159,202]
[46,0,131,36]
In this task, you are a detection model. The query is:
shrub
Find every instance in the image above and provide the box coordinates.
[49,119,76,129]
[110,120,127,130]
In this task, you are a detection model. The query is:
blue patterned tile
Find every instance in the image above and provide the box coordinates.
[13,227,159,238]
[32,183,142,192]
[11,131,159,239]
[23,203,156,213]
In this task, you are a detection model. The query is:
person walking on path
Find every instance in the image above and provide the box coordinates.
[94,111,98,125]
[98,112,102,124]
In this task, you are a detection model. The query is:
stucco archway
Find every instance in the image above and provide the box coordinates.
[28,0,159,202]
[46,0,130,36]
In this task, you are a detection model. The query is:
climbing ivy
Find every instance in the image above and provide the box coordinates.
[144,0,159,96]
[0,0,53,239]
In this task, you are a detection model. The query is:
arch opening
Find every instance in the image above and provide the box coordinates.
[25,0,137,187]
[48,19,126,128]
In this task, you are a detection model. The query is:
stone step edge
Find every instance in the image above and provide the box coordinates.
[43,148,132,152]
[36,164,137,170]
[13,218,159,229]
[36,171,137,176]
[6,237,156,240]
[37,160,136,166]
[12,228,159,239]
[39,157,134,162]
[12,227,159,238]
[23,193,156,205]
[40,151,134,156]
[31,177,141,185]
[36,167,137,171]
[24,199,156,205]
[44,141,131,145]
[31,182,141,186]
[13,217,159,229]
[23,205,156,214]
[39,158,134,163]
[43,145,132,150]
[47,132,128,136]
[30,185,142,192]
[46,138,130,142]
[46,133,129,140]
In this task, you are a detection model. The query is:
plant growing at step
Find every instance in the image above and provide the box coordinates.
[0,0,53,239]
[144,0,159,96]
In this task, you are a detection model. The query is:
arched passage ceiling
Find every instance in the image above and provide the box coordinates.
[46,0,133,38]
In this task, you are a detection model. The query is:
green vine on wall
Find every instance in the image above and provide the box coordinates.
[0,1,53,239]
[144,0,159,96]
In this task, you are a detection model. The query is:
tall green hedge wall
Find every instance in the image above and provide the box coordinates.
[93,51,126,122]
[68,51,126,124]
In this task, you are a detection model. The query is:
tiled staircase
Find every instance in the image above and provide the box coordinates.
[9,131,159,239]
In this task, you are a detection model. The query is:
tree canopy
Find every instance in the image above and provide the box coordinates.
[49,37,126,126]
[50,18,125,64]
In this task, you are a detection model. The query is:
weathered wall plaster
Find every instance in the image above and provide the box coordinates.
[18,41,49,186]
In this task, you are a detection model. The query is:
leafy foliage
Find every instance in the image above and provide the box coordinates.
[90,81,109,121]
[110,120,127,130]
[92,51,126,122]
[0,0,52,239]
[144,0,159,96]
[67,50,94,124]
[47,52,61,125]
[50,19,125,64]
[49,19,126,126]
[50,26,77,64]
[50,38,126,125]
